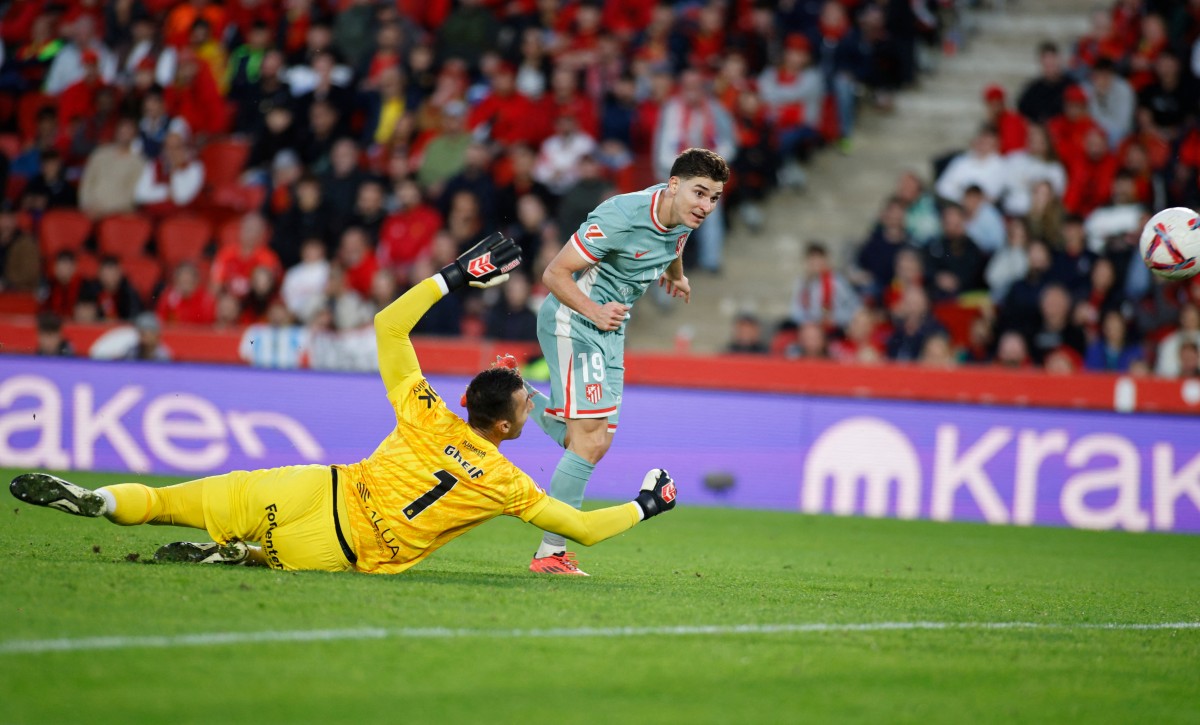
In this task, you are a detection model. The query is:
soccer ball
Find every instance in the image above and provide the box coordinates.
[1139,207,1200,280]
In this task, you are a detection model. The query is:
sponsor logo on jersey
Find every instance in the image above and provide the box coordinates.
[467,253,497,277]
[584,224,606,241]
[585,383,603,404]
[660,481,677,504]
[675,233,689,256]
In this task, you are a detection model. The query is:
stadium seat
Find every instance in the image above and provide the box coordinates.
[38,209,92,258]
[157,214,213,268]
[933,301,983,348]
[97,213,154,262]
[199,139,250,190]
[211,182,266,212]
[121,255,163,302]
[0,291,37,315]
[74,251,99,280]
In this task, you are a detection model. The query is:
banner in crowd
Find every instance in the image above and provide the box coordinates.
[0,357,1197,534]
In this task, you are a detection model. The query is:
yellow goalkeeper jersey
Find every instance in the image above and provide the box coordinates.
[337,278,549,574]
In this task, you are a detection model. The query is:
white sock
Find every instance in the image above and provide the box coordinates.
[535,540,566,559]
[96,487,116,516]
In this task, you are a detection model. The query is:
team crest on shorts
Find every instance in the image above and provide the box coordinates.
[585,383,603,404]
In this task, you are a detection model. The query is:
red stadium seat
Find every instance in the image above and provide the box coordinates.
[933,301,983,348]
[0,291,37,315]
[157,214,213,268]
[122,255,163,302]
[97,213,154,262]
[74,251,100,280]
[211,182,266,212]
[38,209,92,258]
[200,138,250,190]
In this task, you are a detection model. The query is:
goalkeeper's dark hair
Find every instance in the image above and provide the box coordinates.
[670,148,730,184]
[465,367,525,429]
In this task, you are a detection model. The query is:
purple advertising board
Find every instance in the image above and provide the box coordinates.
[1,356,1198,533]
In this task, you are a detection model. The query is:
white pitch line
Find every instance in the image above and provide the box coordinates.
[2,621,1198,656]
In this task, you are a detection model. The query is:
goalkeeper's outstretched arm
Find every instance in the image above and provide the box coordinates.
[375,233,521,392]
[527,469,677,546]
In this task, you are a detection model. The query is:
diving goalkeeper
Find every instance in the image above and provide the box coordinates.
[9,233,678,574]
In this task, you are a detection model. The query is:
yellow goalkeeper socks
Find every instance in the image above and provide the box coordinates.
[98,482,206,529]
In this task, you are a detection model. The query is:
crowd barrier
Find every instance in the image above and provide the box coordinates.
[0,355,1196,534]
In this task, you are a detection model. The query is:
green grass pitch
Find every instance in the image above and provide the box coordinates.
[1,468,1198,724]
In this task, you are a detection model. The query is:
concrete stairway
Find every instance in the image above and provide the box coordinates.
[625,0,1093,354]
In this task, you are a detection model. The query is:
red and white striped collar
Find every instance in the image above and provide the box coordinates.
[650,188,670,232]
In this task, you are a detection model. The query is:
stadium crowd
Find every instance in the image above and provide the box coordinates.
[0,0,953,368]
[745,0,1200,379]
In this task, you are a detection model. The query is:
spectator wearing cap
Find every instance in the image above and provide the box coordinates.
[134,124,204,216]
[79,117,145,218]
[981,84,1027,154]
[759,33,824,168]
[1000,124,1065,217]
[653,68,735,273]
[124,312,173,362]
[934,124,1006,204]
[44,15,116,95]
[1046,84,1102,168]
[211,212,282,300]
[1084,58,1135,148]
[57,49,109,129]
[1016,41,1070,124]
[1062,127,1118,217]
[156,261,216,325]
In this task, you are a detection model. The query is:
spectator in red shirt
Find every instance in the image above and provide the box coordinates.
[546,66,599,139]
[982,84,1027,154]
[687,2,726,73]
[1126,13,1169,91]
[377,179,442,281]
[337,226,378,298]
[210,212,282,299]
[468,62,541,149]
[40,250,86,319]
[163,49,228,139]
[157,261,216,325]
[1063,127,1119,217]
[1046,85,1102,167]
[163,0,228,48]
[57,50,108,129]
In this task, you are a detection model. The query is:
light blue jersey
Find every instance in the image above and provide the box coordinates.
[540,184,691,337]
[535,184,690,425]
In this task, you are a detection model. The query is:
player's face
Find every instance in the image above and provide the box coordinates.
[505,388,535,440]
[671,177,724,229]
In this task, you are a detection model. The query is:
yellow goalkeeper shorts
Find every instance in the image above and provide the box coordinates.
[201,464,356,572]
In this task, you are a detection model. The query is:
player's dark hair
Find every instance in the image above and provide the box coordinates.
[670,148,730,183]
[465,368,525,430]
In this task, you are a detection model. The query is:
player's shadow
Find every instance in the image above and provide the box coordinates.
[402,569,601,588]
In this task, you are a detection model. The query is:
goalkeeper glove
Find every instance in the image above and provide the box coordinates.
[439,232,522,291]
[635,468,677,520]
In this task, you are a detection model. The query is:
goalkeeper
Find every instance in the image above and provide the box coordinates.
[9,233,678,574]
